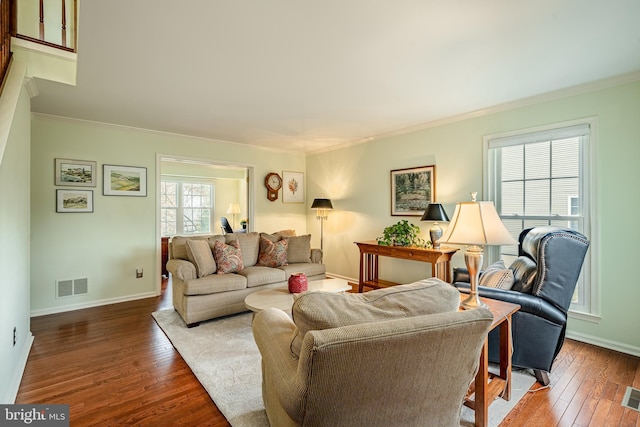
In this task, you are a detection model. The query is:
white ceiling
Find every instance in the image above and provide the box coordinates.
[30,0,640,153]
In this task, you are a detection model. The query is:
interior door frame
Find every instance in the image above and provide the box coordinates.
[154,153,255,295]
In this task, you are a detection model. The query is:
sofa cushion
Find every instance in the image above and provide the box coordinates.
[185,239,216,278]
[213,240,244,274]
[226,232,260,267]
[289,278,460,356]
[479,260,514,290]
[237,265,287,288]
[273,229,296,237]
[285,234,311,263]
[170,235,210,261]
[257,236,289,267]
[182,273,247,296]
[278,262,326,280]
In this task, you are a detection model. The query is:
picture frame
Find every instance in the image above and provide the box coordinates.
[103,164,147,197]
[56,189,94,213]
[54,158,97,187]
[391,165,435,216]
[282,171,304,203]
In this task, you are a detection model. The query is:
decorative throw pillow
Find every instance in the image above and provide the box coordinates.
[479,260,515,290]
[510,256,537,294]
[213,240,244,274]
[257,236,288,267]
[286,234,311,263]
[260,232,282,243]
[185,239,216,278]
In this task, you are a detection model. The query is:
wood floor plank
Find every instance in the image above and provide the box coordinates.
[16,279,639,427]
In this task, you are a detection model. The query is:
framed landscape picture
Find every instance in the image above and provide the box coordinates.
[56,189,94,213]
[103,164,147,196]
[55,158,97,187]
[391,165,435,216]
[282,171,304,203]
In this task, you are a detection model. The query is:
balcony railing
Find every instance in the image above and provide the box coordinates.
[0,1,15,84]
[15,0,76,52]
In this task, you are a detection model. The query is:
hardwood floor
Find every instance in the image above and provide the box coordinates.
[16,280,640,427]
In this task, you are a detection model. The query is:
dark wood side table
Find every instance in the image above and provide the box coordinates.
[354,241,458,292]
[161,236,169,277]
[464,296,521,427]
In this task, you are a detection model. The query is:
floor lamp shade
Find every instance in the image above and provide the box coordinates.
[439,200,516,309]
[311,198,333,251]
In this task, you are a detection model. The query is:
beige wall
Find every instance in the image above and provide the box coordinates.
[307,79,640,355]
[30,115,307,314]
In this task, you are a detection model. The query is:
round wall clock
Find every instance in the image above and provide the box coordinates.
[265,172,282,201]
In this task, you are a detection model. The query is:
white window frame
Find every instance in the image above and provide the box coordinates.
[161,177,215,236]
[483,117,599,321]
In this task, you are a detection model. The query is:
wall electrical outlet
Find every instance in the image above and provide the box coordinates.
[136,267,143,278]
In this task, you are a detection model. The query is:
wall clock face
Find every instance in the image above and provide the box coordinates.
[265,172,282,201]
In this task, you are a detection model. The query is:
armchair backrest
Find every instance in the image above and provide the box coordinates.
[220,217,233,234]
[512,226,589,312]
[294,308,492,426]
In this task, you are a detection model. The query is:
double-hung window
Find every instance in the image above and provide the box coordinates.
[161,179,214,236]
[484,119,596,316]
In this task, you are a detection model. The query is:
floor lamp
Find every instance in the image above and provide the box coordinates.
[439,193,516,309]
[311,198,333,251]
[226,203,241,229]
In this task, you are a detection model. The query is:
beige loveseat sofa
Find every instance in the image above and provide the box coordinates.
[167,231,326,327]
[252,279,493,426]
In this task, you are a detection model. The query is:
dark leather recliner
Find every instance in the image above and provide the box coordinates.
[453,226,589,385]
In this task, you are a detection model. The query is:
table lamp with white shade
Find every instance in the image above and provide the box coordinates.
[438,193,517,309]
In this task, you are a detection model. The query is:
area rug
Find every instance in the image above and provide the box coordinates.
[152,309,536,427]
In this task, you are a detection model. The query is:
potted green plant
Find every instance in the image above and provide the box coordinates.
[376,220,427,247]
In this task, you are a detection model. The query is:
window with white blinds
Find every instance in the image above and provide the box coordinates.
[484,120,595,315]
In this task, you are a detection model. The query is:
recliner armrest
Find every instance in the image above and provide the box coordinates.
[454,282,566,325]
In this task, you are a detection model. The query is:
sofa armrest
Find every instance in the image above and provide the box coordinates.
[311,248,323,263]
[252,308,303,418]
[166,259,197,281]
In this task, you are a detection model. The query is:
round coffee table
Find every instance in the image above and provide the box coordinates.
[244,278,351,313]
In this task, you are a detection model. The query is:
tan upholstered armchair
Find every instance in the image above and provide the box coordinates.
[252,280,493,427]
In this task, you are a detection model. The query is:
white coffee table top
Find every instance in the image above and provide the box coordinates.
[244,278,351,313]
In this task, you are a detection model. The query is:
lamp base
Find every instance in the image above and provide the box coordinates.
[461,292,488,309]
[429,223,443,249]
[461,246,488,310]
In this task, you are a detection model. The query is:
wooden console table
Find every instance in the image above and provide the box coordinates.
[355,241,458,292]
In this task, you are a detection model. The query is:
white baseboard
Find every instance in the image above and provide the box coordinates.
[30,292,157,317]
[5,332,34,404]
[565,331,640,358]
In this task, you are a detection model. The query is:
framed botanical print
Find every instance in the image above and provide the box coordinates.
[282,171,304,203]
[391,165,435,216]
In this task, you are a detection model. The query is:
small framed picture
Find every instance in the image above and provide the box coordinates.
[55,158,97,187]
[56,189,94,213]
[391,165,435,216]
[282,171,304,203]
[103,164,147,197]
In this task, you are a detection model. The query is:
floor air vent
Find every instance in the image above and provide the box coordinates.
[56,278,89,298]
[622,387,640,412]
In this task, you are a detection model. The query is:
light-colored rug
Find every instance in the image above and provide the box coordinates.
[152,309,536,427]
